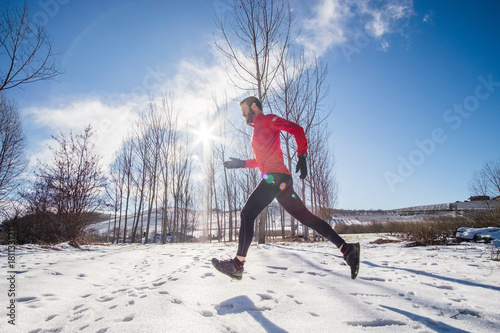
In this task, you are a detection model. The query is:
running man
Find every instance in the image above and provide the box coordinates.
[212,96,360,280]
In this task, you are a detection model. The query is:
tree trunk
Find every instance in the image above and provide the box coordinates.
[258,207,267,244]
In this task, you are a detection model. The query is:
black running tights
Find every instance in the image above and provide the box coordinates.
[236,173,345,257]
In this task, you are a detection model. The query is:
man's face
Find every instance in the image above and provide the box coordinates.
[240,103,255,125]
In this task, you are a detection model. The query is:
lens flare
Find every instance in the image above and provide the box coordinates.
[263,174,275,184]
[188,118,225,154]
[279,182,287,190]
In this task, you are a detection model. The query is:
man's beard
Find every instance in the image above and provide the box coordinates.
[245,109,255,124]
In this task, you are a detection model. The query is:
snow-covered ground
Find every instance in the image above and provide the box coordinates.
[2,234,500,332]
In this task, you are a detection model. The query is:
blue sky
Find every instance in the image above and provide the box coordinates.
[4,0,500,210]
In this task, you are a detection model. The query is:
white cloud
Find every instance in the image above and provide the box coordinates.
[378,39,390,51]
[298,0,414,56]
[298,0,352,56]
[24,98,139,167]
[423,10,435,24]
[362,0,414,37]
[364,11,388,37]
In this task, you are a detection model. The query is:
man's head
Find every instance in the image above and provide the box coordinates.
[239,96,262,124]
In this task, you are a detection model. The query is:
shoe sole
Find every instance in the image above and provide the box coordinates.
[351,243,360,280]
[211,258,243,280]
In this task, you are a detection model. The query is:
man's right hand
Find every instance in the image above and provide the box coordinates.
[295,153,307,179]
[224,157,246,169]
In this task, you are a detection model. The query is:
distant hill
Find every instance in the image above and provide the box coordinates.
[331,199,499,225]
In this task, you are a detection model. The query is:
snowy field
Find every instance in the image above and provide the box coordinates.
[1,234,500,333]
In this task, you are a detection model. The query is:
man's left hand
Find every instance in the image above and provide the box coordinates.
[295,153,307,179]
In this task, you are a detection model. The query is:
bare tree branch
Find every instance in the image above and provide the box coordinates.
[0,3,63,92]
[213,0,295,103]
[0,94,27,200]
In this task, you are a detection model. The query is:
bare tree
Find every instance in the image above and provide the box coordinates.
[129,112,151,243]
[167,121,193,243]
[469,159,500,199]
[108,139,134,243]
[142,101,164,244]
[212,93,238,242]
[159,94,177,243]
[214,0,294,100]
[120,140,134,243]
[175,137,194,242]
[22,126,107,242]
[0,94,27,201]
[109,154,124,243]
[215,0,296,243]
[467,159,500,224]
[307,122,338,220]
[0,3,63,92]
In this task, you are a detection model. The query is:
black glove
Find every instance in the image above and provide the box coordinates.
[295,153,307,179]
[224,157,246,169]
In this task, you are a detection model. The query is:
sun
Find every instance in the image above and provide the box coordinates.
[189,119,224,152]
[197,123,216,143]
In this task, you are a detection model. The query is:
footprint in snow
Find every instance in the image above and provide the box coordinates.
[17,296,38,303]
[46,314,57,321]
[28,328,43,333]
[111,288,128,296]
[74,307,89,315]
[267,266,288,271]
[73,304,84,310]
[122,315,134,322]
[257,293,276,302]
[200,310,214,317]
[97,296,115,302]
[153,281,166,287]
[69,314,83,322]
[201,272,214,278]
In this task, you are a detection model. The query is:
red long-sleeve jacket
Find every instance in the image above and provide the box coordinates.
[245,113,308,175]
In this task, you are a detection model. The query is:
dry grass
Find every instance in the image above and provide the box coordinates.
[335,208,500,246]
